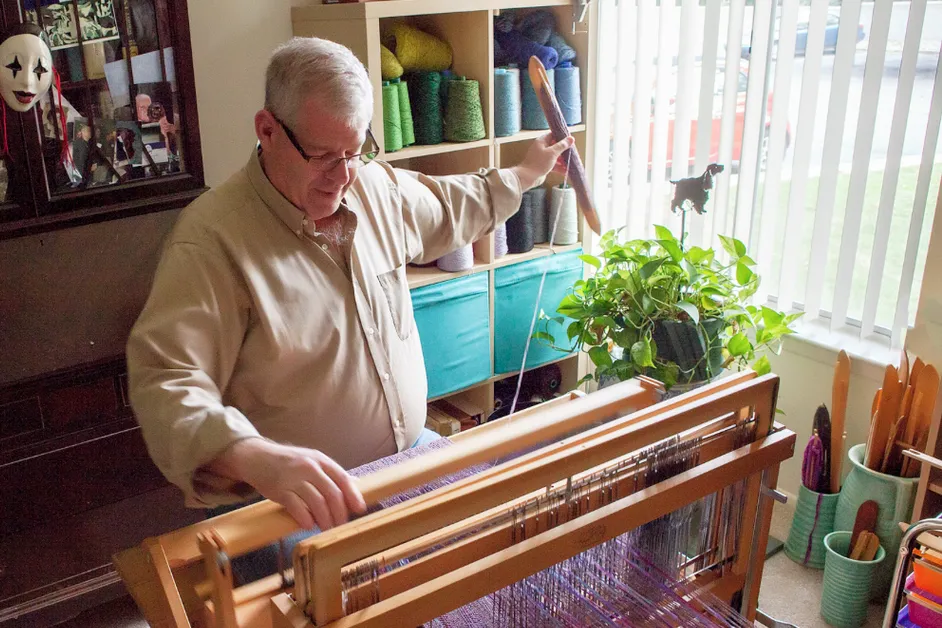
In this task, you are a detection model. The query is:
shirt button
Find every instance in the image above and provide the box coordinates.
[368,328,375,336]
[321,244,328,251]
[295,229,301,236]
[383,372,390,381]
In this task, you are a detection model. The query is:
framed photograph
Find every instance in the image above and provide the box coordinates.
[25,0,121,50]
[133,81,174,124]
[115,121,143,167]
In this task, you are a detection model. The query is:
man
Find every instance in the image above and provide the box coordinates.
[126,37,572,535]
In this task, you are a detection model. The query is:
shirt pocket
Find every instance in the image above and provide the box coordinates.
[376,265,414,341]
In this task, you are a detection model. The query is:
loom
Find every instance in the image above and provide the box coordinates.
[114,371,795,627]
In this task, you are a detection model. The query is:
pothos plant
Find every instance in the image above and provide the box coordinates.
[535,225,802,389]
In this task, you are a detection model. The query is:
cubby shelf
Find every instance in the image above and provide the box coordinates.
[292,0,597,412]
[384,138,492,162]
[495,125,586,145]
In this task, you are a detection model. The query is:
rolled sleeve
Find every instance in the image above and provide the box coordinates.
[397,166,523,264]
[126,239,259,507]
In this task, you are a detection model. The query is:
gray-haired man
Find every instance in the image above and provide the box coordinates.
[127,37,572,537]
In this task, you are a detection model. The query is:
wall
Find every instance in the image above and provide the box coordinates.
[0,1,298,385]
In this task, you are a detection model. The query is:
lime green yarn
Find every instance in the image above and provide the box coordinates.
[380,45,403,80]
[382,81,403,152]
[443,77,486,142]
[395,78,415,147]
[389,23,452,72]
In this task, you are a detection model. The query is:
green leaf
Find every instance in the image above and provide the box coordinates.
[727,332,751,357]
[567,321,583,342]
[740,255,757,267]
[686,246,710,265]
[654,225,675,242]
[719,235,745,259]
[639,258,665,280]
[532,331,555,344]
[753,355,771,376]
[657,239,683,262]
[736,262,754,286]
[642,294,656,315]
[761,306,784,330]
[631,339,654,368]
[578,373,594,386]
[676,301,700,325]
[579,254,602,269]
[589,345,614,367]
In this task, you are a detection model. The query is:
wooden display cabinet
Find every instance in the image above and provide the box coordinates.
[0,0,204,240]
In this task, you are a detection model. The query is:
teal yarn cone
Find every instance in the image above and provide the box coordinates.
[554,63,582,125]
[408,71,444,145]
[521,67,555,130]
[821,531,886,628]
[395,78,415,147]
[784,484,839,570]
[444,77,486,142]
[494,67,521,137]
[382,81,403,153]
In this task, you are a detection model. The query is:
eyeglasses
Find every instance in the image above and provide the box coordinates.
[273,114,378,171]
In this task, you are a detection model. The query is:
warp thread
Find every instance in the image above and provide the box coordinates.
[505,194,535,254]
[528,187,548,243]
[521,67,555,130]
[408,71,443,145]
[493,67,521,137]
[443,77,486,142]
[380,44,403,80]
[494,222,508,257]
[494,29,557,70]
[396,78,415,147]
[388,23,452,72]
[549,184,579,244]
[554,63,582,125]
[381,81,403,152]
[436,244,474,272]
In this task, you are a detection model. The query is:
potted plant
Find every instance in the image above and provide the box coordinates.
[535,225,801,390]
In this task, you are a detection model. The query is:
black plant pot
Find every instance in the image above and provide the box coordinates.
[651,317,726,385]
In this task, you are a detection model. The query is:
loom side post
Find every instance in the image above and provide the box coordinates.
[741,465,782,621]
[198,530,239,628]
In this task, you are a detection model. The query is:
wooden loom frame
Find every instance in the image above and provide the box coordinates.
[114,372,794,628]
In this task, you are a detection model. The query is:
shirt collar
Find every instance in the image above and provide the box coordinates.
[245,148,354,240]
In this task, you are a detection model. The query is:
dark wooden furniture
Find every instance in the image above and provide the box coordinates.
[0,0,206,624]
[0,0,205,240]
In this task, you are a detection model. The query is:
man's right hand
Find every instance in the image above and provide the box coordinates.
[208,438,367,530]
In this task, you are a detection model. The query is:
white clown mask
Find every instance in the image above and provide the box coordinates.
[0,25,52,113]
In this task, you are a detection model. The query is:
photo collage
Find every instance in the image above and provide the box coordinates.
[26,0,182,191]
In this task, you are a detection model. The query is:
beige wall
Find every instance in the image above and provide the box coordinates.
[188,0,296,187]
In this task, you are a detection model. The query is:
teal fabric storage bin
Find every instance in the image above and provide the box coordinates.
[412,273,491,398]
[494,249,583,374]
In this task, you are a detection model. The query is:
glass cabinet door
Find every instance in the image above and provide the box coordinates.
[0,0,202,236]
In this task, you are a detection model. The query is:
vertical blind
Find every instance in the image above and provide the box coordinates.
[591,0,942,347]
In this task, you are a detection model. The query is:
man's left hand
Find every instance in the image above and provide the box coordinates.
[512,133,575,191]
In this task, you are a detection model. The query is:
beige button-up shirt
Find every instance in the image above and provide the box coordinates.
[127,150,522,506]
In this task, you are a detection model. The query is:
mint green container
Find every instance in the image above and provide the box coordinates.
[820,531,885,627]
[784,484,840,569]
[834,443,917,600]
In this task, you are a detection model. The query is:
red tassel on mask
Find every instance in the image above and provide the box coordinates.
[54,69,73,170]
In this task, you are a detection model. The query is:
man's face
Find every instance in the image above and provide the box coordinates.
[0,33,52,113]
[263,97,367,221]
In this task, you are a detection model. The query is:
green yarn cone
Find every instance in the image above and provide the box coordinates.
[396,78,415,147]
[443,77,486,143]
[382,80,403,153]
[408,71,443,145]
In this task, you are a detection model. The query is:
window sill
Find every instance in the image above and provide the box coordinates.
[782,319,898,384]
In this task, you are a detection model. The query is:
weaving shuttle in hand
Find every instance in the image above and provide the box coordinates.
[527,55,601,235]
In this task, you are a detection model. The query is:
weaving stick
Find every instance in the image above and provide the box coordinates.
[527,55,601,235]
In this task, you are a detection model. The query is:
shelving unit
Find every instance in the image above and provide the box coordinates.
[292,0,597,420]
